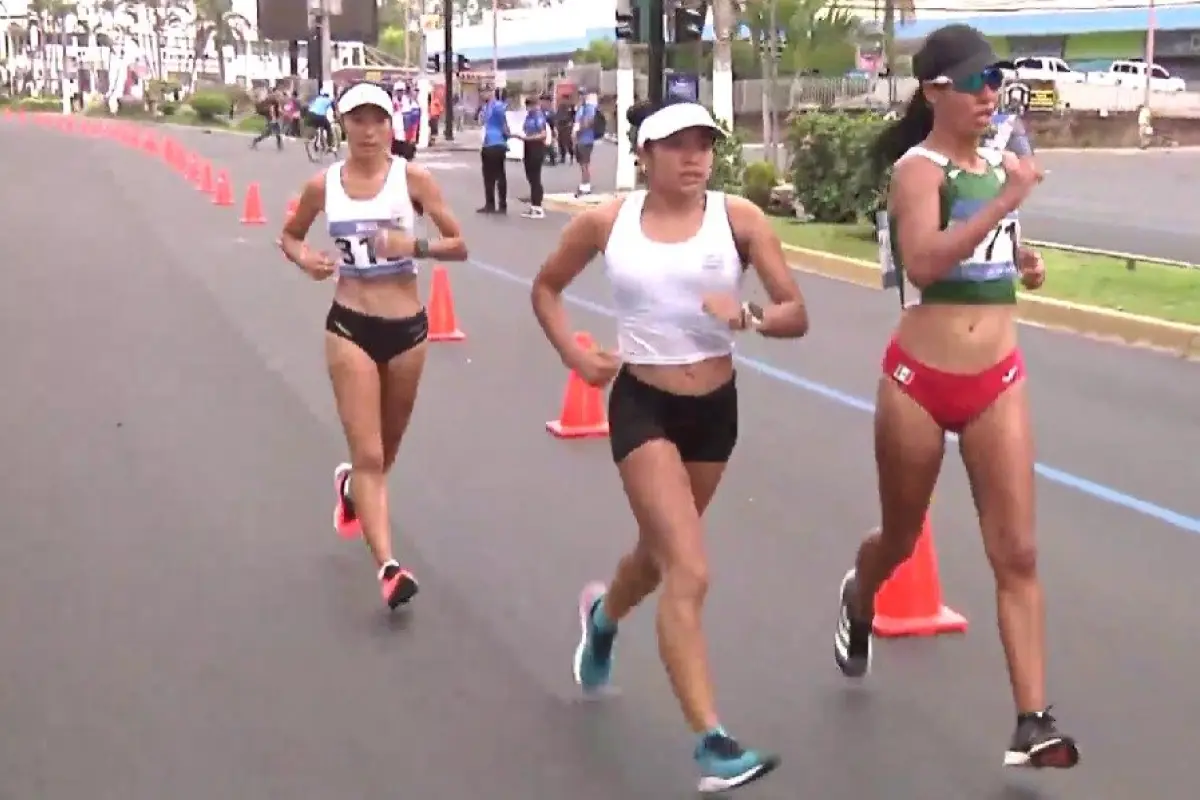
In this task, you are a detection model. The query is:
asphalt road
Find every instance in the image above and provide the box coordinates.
[3,118,1200,800]
[566,141,1200,264]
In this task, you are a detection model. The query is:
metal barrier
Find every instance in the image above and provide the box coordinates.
[1027,239,1198,271]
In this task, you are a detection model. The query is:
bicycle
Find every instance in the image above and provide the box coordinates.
[304,121,341,163]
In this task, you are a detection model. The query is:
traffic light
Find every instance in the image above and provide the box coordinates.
[615,9,637,41]
[427,53,440,72]
[455,53,470,73]
[674,4,704,43]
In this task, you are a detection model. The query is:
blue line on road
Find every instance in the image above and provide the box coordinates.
[470,258,1200,536]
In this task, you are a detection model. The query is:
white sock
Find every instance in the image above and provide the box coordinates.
[342,474,352,500]
[579,183,591,193]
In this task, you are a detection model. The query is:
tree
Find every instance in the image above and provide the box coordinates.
[141,0,187,80]
[191,0,249,85]
[378,25,408,61]
[572,40,615,70]
[711,0,734,125]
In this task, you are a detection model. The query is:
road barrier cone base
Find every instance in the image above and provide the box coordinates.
[873,605,967,638]
[428,328,466,342]
[545,419,609,439]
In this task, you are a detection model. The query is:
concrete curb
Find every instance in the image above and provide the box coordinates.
[153,121,482,152]
[542,196,1200,357]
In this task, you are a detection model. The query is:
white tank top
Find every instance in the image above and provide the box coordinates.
[604,190,744,365]
[325,157,417,280]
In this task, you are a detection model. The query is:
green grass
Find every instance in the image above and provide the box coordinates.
[772,220,1200,326]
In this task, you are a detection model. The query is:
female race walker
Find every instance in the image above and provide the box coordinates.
[531,100,809,793]
[279,82,467,610]
[832,25,1080,769]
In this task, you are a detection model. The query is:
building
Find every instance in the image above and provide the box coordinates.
[421,0,1200,74]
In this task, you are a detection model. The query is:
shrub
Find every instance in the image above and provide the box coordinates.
[160,101,178,116]
[188,91,229,122]
[743,160,778,210]
[235,114,266,133]
[786,110,888,224]
[115,95,148,117]
[709,117,745,195]
[16,97,63,112]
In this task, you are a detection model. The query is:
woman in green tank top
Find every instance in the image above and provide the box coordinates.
[833,24,1080,771]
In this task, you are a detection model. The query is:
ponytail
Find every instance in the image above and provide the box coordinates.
[872,92,934,181]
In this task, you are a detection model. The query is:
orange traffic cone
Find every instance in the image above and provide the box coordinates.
[872,517,968,638]
[240,182,266,224]
[213,170,234,206]
[546,332,610,439]
[196,160,214,194]
[426,265,465,341]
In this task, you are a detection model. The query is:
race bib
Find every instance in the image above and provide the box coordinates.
[877,211,919,308]
[968,218,1020,271]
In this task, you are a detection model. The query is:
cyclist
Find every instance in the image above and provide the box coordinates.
[307,89,336,150]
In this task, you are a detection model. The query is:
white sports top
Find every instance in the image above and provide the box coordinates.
[604,190,744,365]
[325,157,417,280]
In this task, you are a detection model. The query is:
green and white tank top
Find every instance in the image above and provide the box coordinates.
[878,146,1019,307]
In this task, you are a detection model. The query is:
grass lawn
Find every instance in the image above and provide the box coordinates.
[772,220,1200,326]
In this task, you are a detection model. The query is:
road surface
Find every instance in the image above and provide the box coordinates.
[570,140,1200,264]
[2,120,1199,800]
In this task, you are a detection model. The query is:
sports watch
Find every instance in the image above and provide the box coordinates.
[741,302,765,331]
[413,238,431,259]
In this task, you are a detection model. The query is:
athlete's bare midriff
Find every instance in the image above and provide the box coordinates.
[627,355,735,396]
[895,303,1018,373]
[333,274,423,320]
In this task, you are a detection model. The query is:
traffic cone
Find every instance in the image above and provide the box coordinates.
[426,265,465,341]
[142,133,158,154]
[213,170,234,206]
[196,160,214,194]
[546,332,610,439]
[872,517,968,638]
[184,154,199,184]
[240,182,266,224]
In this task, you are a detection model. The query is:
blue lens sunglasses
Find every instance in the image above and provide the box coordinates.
[950,66,1006,93]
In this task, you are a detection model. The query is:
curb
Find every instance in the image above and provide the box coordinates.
[156,121,482,152]
[542,196,1200,357]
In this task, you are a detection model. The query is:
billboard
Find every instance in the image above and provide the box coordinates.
[256,0,379,44]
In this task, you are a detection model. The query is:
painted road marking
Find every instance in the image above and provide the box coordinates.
[468,258,1200,536]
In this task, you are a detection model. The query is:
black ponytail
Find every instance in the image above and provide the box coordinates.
[872,91,934,181]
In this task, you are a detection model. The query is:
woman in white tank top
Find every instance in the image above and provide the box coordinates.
[531,100,809,793]
[279,82,467,611]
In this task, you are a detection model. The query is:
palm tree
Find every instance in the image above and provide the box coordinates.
[190,0,249,86]
[26,0,75,91]
[137,0,185,80]
[881,0,914,102]
[711,0,735,125]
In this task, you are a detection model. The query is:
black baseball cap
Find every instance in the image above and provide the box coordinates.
[913,24,1011,83]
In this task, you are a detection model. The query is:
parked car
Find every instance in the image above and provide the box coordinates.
[1087,59,1188,92]
[1006,56,1087,85]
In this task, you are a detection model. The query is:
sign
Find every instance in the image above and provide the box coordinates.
[666,73,698,102]
[1156,29,1200,58]
[257,0,379,44]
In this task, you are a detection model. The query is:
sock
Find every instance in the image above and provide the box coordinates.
[591,599,617,632]
[378,560,400,580]
[579,182,591,193]
[342,473,353,500]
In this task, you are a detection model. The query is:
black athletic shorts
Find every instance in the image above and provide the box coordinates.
[607,367,738,464]
[325,303,428,365]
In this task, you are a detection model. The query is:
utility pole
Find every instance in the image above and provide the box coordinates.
[766,0,778,165]
[883,0,896,105]
[1144,0,1156,110]
[648,0,664,105]
[615,0,636,190]
[312,0,336,93]
[443,0,454,141]
[491,0,499,73]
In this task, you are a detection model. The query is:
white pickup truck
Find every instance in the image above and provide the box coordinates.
[1086,59,1188,93]
[1006,56,1087,85]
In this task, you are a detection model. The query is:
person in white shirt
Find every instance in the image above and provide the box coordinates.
[531,100,809,793]
[278,82,468,611]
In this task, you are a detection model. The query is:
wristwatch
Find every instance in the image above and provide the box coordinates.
[741,302,765,331]
[413,238,431,259]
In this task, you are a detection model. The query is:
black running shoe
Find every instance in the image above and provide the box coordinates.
[834,568,873,678]
[1005,708,1080,768]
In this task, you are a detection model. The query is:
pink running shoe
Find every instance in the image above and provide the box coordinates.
[379,561,419,609]
[333,462,362,540]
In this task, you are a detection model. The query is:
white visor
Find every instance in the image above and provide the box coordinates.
[337,83,393,117]
[636,103,723,148]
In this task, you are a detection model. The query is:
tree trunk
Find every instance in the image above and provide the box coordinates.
[710,0,734,127]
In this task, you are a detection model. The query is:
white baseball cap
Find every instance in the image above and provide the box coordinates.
[636,102,723,148]
[337,82,393,116]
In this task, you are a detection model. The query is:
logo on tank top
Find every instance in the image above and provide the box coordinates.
[892,364,914,385]
[702,254,724,271]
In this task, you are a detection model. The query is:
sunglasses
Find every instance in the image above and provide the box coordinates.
[931,66,1006,93]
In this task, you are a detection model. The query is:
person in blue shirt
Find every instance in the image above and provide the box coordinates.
[573,90,599,196]
[520,94,551,219]
[479,88,511,213]
[306,90,335,147]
